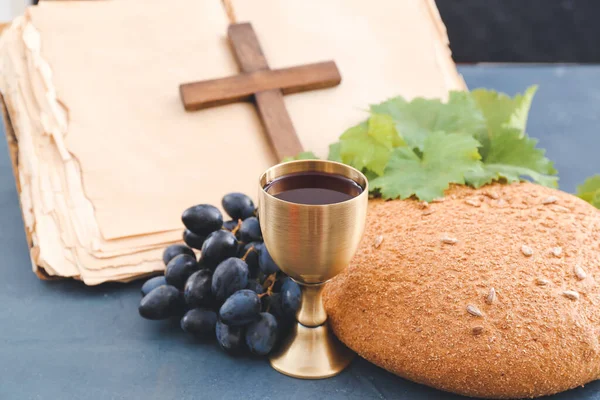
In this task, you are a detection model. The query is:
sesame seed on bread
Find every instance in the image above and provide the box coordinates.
[324,182,600,398]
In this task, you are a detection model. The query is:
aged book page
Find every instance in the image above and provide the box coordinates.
[0,19,172,282]
[29,0,274,241]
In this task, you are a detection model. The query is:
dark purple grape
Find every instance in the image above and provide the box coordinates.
[139,285,183,320]
[236,242,246,258]
[182,204,223,236]
[272,275,286,292]
[238,242,261,278]
[222,193,255,221]
[257,271,268,285]
[245,312,278,356]
[200,230,238,270]
[180,308,217,337]
[223,220,239,231]
[216,320,245,354]
[183,229,206,250]
[162,244,195,266]
[165,254,199,290]
[245,280,264,295]
[141,276,167,297]
[211,258,249,303]
[281,277,301,317]
[196,258,209,270]
[184,269,213,308]
[219,290,261,326]
[262,293,284,320]
[258,244,280,275]
[237,217,262,243]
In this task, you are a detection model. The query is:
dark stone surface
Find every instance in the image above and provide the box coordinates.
[437,0,600,63]
[1,66,599,399]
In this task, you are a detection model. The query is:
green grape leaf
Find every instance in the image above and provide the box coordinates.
[577,174,600,194]
[371,132,482,201]
[322,86,556,201]
[576,175,600,208]
[368,113,406,148]
[472,85,537,134]
[472,86,538,158]
[327,142,342,162]
[371,91,486,151]
[465,127,557,188]
[363,169,379,182]
[282,151,319,162]
[339,114,404,175]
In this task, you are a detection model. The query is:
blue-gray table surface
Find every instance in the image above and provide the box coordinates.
[1,65,600,400]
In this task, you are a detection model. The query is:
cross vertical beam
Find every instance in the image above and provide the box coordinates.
[179,22,341,161]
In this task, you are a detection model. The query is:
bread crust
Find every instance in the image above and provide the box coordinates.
[324,183,600,398]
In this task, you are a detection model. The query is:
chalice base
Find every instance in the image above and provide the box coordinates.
[269,322,355,379]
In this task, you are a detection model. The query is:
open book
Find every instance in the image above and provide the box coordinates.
[0,0,464,284]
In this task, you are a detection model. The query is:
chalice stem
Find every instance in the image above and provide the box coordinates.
[270,280,355,379]
[296,281,327,327]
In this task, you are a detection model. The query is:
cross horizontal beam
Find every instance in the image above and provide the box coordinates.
[180,61,340,111]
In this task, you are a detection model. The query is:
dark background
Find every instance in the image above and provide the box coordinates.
[435,0,598,63]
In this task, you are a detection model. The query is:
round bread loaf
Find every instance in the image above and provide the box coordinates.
[324,182,600,398]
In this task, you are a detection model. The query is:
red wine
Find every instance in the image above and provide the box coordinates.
[264,172,363,205]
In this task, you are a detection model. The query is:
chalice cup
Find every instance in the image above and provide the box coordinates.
[258,160,368,379]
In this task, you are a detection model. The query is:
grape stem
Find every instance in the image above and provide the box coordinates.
[240,245,255,262]
[258,272,278,299]
[231,219,242,235]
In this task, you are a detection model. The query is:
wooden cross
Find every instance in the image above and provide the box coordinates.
[179,22,341,160]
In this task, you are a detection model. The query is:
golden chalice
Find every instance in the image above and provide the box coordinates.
[258,160,368,379]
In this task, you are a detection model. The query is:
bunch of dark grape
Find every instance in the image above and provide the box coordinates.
[138,192,301,356]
